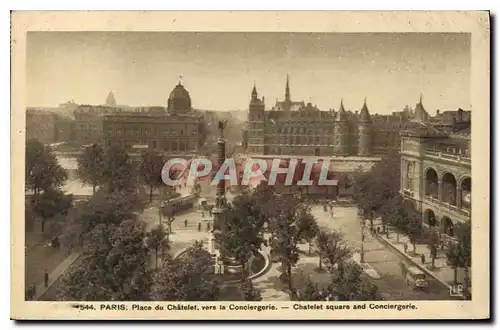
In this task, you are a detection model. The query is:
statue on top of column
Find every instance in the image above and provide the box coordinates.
[218,120,228,138]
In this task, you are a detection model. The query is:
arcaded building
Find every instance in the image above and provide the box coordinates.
[400,117,471,240]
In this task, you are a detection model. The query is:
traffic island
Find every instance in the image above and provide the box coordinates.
[352,253,381,279]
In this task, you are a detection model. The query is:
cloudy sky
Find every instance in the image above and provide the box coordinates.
[27,32,470,115]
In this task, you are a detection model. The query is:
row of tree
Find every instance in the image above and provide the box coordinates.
[215,183,380,301]
[26,139,73,234]
[77,143,180,202]
[351,151,471,286]
[26,138,186,235]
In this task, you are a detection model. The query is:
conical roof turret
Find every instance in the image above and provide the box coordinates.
[335,99,348,121]
[359,97,372,122]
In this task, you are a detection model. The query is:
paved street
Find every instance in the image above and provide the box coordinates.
[137,202,453,301]
[310,205,453,300]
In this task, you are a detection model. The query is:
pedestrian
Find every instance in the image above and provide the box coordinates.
[44,269,49,288]
[198,222,201,232]
[440,241,445,251]
[404,243,408,254]
[421,254,426,265]
[184,219,188,227]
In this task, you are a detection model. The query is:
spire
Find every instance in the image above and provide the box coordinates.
[359,97,372,122]
[419,92,423,104]
[285,74,291,102]
[336,99,347,121]
[251,82,258,100]
[178,75,183,85]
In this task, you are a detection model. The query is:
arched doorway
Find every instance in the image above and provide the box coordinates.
[424,209,438,227]
[442,216,454,237]
[441,172,457,205]
[460,177,471,210]
[424,168,439,198]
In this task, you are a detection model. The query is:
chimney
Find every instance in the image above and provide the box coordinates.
[436,109,440,116]
[262,96,265,103]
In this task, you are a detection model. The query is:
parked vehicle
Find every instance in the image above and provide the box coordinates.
[399,261,429,290]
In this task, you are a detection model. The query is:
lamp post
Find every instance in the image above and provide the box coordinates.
[360,219,366,263]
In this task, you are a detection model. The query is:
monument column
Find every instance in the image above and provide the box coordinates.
[212,120,228,231]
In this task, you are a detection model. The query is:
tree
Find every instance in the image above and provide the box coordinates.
[150,241,220,301]
[445,222,471,285]
[427,228,440,269]
[26,139,67,195]
[315,229,352,274]
[215,200,264,277]
[457,222,472,270]
[405,211,422,254]
[381,195,415,242]
[32,189,73,233]
[101,145,135,193]
[269,195,317,293]
[328,261,382,301]
[58,219,151,301]
[445,241,461,285]
[146,225,169,270]
[240,275,262,301]
[297,276,324,301]
[351,151,401,225]
[297,211,319,255]
[139,150,164,203]
[76,144,105,194]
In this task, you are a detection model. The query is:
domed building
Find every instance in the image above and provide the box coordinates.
[168,82,192,113]
[102,81,203,155]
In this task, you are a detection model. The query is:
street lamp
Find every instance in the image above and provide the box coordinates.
[360,219,366,263]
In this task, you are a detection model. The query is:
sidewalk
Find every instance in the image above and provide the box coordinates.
[369,218,469,291]
[31,252,80,300]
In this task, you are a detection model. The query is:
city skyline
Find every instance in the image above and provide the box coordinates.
[27,32,471,114]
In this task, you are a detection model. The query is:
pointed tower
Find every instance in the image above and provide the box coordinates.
[285,75,291,102]
[248,83,265,154]
[333,99,350,155]
[358,97,373,156]
[413,93,429,122]
[251,82,258,101]
[284,75,291,111]
[106,91,116,107]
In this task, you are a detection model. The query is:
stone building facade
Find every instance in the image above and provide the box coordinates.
[400,122,471,239]
[246,78,372,156]
[246,77,432,157]
[26,109,57,144]
[102,82,202,155]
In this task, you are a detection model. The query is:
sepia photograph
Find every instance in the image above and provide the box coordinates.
[11,11,490,320]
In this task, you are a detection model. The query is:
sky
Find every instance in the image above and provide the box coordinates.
[26,32,471,115]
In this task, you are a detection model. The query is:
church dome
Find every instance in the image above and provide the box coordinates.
[168,82,192,113]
